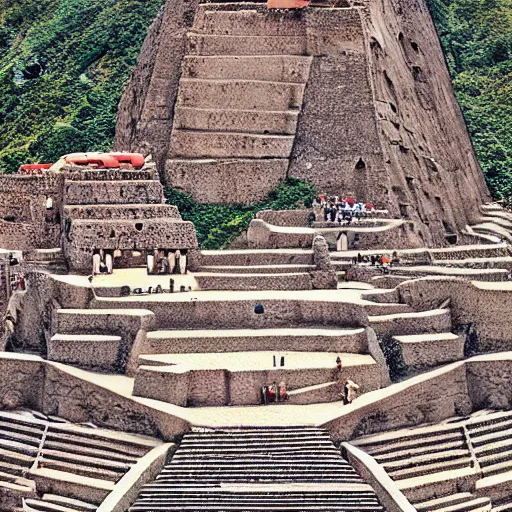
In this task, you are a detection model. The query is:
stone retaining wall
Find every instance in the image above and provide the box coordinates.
[92,296,369,330]
[398,278,512,352]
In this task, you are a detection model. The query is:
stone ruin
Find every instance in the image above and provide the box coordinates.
[0,0,512,511]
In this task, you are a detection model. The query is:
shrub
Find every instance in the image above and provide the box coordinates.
[165,178,316,249]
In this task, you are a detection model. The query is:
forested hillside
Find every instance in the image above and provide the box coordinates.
[0,0,164,173]
[0,0,510,200]
[427,0,512,199]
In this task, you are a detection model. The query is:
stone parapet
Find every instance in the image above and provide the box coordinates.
[64,180,164,205]
[64,204,180,220]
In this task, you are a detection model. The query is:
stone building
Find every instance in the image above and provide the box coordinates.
[115,0,490,248]
[0,156,198,273]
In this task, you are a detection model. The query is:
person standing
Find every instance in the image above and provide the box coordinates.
[343,380,360,404]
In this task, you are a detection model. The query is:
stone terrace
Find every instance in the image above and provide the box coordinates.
[0,409,162,512]
[351,409,512,511]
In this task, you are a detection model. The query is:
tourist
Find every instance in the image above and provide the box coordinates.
[357,253,362,263]
[323,203,330,221]
[343,379,360,404]
[336,356,342,369]
[279,381,288,401]
[307,210,316,226]
[329,204,336,222]
[370,255,376,266]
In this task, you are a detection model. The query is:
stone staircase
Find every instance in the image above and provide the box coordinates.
[352,411,512,511]
[129,427,386,511]
[365,292,464,370]
[414,493,492,512]
[194,248,318,290]
[22,494,97,511]
[0,410,161,511]
[48,308,155,373]
[468,411,512,477]
[166,4,312,204]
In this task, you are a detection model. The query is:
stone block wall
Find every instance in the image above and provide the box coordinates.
[63,218,198,272]
[398,278,512,352]
[256,209,310,227]
[64,204,181,221]
[0,174,64,250]
[64,180,164,205]
[92,296,369,330]
[324,363,471,442]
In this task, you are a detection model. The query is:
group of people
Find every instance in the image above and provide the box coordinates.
[147,249,187,275]
[261,382,288,404]
[312,195,377,225]
[351,251,400,267]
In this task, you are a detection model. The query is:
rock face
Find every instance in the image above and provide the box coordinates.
[115,0,490,247]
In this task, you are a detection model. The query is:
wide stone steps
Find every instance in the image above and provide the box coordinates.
[63,203,180,220]
[147,326,367,354]
[64,180,163,205]
[368,308,452,337]
[197,9,307,36]
[171,130,294,159]
[174,107,299,135]
[182,55,312,82]
[199,249,314,266]
[198,264,316,274]
[392,332,464,368]
[130,427,385,511]
[414,493,492,512]
[48,334,122,372]
[177,78,304,111]
[24,494,97,512]
[493,498,512,511]
[187,33,307,56]
[130,503,384,511]
[467,412,512,476]
[0,411,160,510]
[195,271,312,290]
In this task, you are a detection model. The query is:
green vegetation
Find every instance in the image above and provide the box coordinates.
[0,0,164,173]
[165,178,316,249]
[426,0,512,200]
